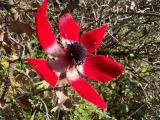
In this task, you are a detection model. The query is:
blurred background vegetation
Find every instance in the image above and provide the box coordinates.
[0,0,160,120]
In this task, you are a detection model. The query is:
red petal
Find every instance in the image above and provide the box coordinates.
[48,57,69,73]
[83,55,123,82]
[59,13,80,42]
[66,68,107,110]
[79,24,108,55]
[26,58,58,88]
[46,43,66,57]
[35,0,57,53]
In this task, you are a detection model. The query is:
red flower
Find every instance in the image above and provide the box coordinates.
[26,0,123,110]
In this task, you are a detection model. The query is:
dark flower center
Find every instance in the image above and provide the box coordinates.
[67,42,86,65]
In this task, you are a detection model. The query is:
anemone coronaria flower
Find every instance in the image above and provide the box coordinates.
[26,0,123,110]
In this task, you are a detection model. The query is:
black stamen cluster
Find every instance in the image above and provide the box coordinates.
[67,42,86,65]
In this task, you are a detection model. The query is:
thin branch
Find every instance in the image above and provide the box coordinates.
[127,104,146,119]
[111,11,160,17]
[37,96,50,120]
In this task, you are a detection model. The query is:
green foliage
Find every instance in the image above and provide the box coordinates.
[33,81,50,90]
[27,36,47,59]
[71,101,116,120]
